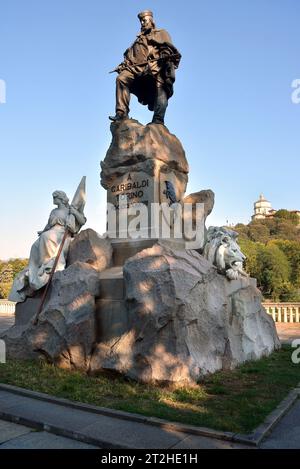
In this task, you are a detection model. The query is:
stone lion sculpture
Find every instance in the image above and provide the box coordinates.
[203,226,248,280]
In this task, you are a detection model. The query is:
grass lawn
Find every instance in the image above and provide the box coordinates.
[0,345,299,434]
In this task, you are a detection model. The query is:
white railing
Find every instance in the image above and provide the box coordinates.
[0,300,16,315]
[263,303,300,323]
[1,300,299,322]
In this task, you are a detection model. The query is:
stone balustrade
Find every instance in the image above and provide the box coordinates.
[0,300,16,315]
[0,298,299,323]
[263,302,300,323]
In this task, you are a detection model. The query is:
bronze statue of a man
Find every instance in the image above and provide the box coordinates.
[109,10,181,125]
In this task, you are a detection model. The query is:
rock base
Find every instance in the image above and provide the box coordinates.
[2,235,280,384]
[1,229,110,370]
[89,243,280,384]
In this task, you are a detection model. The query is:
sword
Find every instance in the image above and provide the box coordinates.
[109,53,181,73]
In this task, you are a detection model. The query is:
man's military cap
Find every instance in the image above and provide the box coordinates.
[137,10,153,20]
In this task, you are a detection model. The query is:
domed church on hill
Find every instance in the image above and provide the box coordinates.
[252,194,300,224]
[252,194,276,221]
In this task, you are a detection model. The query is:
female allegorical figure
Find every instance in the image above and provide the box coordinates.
[9,179,86,302]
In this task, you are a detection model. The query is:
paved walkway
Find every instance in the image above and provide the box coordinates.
[0,317,300,448]
[0,386,300,449]
[0,314,14,334]
[260,399,300,449]
[0,419,98,449]
[276,323,300,344]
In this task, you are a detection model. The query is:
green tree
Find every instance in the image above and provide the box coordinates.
[272,220,299,241]
[0,264,14,299]
[274,209,299,225]
[238,238,260,277]
[234,223,249,240]
[248,222,270,243]
[255,244,291,301]
[9,258,28,278]
[234,215,300,301]
[0,259,28,299]
[270,240,300,288]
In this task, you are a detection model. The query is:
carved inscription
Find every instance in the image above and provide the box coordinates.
[109,173,151,208]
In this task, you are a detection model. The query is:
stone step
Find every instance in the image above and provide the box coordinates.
[99,278,124,300]
[98,266,124,300]
[112,239,157,266]
[95,299,130,342]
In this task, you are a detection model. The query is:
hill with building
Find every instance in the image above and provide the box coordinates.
[252,193,300,225]
[233,196,300,302]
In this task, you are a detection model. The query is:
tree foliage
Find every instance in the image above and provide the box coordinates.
[234,211,300,301]
[273,209,299,225]
[0,259,28,299]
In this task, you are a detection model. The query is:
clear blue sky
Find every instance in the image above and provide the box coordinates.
[1,0,299,259]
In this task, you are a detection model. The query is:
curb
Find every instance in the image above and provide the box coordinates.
[233,386,300,446]
[0,382,299,447]
[0,383,235,444]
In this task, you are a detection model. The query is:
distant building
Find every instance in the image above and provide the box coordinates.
[252,194,300,223]
[252,194,276,221]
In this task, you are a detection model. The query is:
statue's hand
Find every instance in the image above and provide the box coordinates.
[69,206,77,216]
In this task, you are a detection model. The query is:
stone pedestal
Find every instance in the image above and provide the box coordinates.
[101,119,189,251]
[96,266,128,342]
